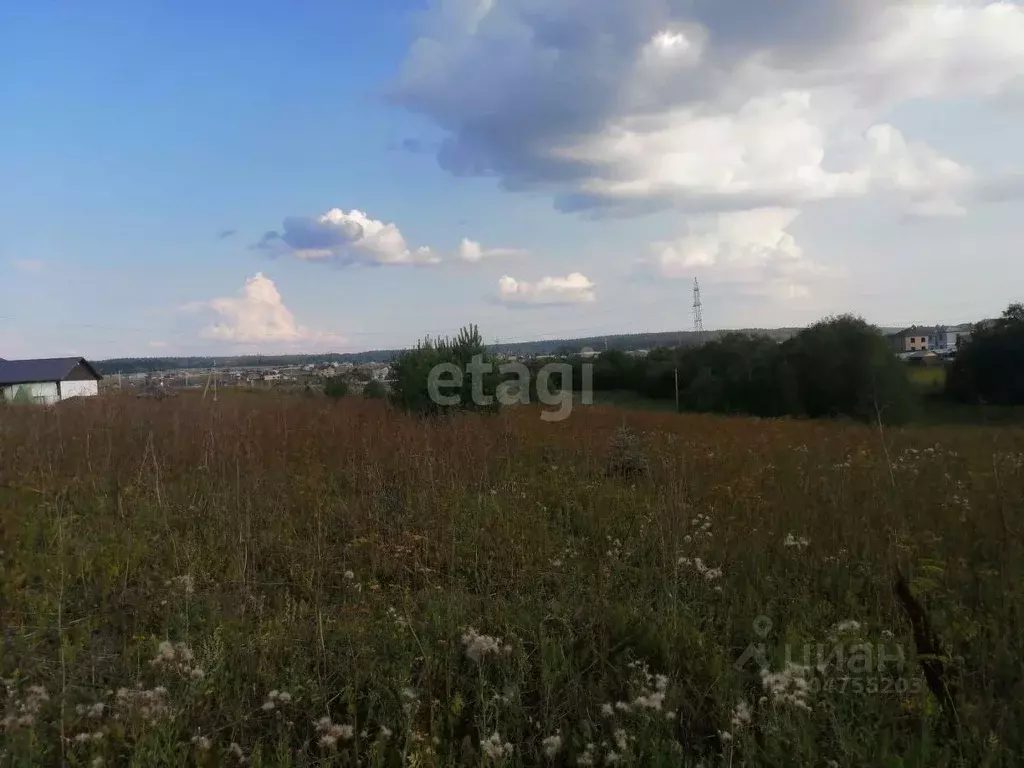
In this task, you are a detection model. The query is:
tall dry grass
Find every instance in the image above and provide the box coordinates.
[0,392,1022,766]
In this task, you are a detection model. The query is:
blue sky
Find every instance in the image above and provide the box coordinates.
[2,0,1023,359]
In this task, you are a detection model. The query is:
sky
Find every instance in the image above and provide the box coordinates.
[2,0,1024,359]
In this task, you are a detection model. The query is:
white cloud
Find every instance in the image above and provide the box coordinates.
[258,208,440,267]
[458,238,525,262]
[864,124,974,216]
[498,272,596,306]
[394,0,1024,217]
[648,208,832,299]
[202,273,343,345]
[258,208,521,266]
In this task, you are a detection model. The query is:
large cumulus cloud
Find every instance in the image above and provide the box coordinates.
[393,0,1024,217]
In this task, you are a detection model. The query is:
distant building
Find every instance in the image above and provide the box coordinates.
[932,324,972,351]
[0,357,102,405]
[891,326,936,352]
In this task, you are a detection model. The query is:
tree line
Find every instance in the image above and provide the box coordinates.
[386,304,1023,422]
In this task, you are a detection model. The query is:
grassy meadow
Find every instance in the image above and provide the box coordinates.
[1,393,1023,766]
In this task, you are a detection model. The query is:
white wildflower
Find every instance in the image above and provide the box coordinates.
[542,734,563,758]
[832,620,862,635]
[783,533,810,550]
[461,627,509,663]
[730,700,752,730]
[191,735,212,751]
[481,731,513,759]
[319,734,338,750]
[614,729,629,751]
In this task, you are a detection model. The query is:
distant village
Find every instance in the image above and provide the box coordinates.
[113,360,392,397]
[0,318,995,406]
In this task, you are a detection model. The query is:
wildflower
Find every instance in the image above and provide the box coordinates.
[74,733,93,744]
[605,751,621,764]
[730,700,752,730]
[831,620,862,635]
[761,663,813,710]
[881,630,894,640]
[172,574,195,595]
[343,570,355,580]
[601,703,614,717]
[633,691,665,711]
[481,731,513,759]
[229,742,245,761]
[461,627,509,663]
[261,701,276,712]
[613,729,629,752]
[91,759,104,768]
[719,730,733,742]
[315,716,354,748]
[578,743,597,766]
[542,734,563,758]
[783,533,810,550]
[191,735,212,751]
[380,726,392,739]
[319,734,338,750]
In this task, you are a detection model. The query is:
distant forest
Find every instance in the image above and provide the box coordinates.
[95,327,882,375]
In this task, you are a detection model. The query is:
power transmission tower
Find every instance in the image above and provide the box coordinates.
[692,278,705,344]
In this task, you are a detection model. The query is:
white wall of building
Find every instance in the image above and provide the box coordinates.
[1,381,60,405]
[61,380,99,399]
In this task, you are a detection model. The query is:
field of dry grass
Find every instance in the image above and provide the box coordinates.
[1,393,1022,766]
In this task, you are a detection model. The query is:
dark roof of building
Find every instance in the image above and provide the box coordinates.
[893,326,936,336]
[0,357,102,386]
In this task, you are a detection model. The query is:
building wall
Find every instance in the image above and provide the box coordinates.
[60,379,99,399]
[1,381,60,405]
[906,335,932,351]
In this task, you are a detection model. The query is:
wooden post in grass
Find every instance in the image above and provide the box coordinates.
[674,368,680,413]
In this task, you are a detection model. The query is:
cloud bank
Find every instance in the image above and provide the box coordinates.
[394,0,1024,217]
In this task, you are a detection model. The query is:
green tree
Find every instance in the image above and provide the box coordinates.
[324,376,350,399]
[363,379,388,399]
[780,315,914,423]
[947,303,1024,405]
[390,324,501,415]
